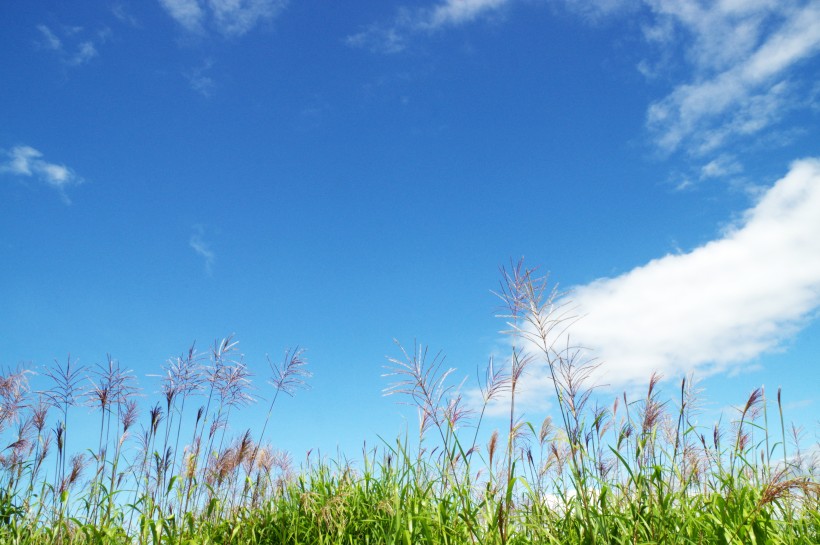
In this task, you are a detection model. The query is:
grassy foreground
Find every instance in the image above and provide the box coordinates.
[1,264,818,544]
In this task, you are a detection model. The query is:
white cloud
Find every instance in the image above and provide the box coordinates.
[185,59,216,96]
[158,0,287,37]
[423,0,509,29]
[159,0,205,33]
[69,41,98,65]
[558,158,820,389]
[347,0,515,53]
[643,0,820,155]
[556,1,820,181]
[1,146,84,202]
[190,225,215,273]
[346,25,407,54]
[482,159,820,414]
[4,146,39,176]
[561,0,637,23]
[112,3,141,27]
[349,1,820,159]
[208,0,287,37]
[699,154,743,180]
[35,24,104,66]
[37,24,62,50]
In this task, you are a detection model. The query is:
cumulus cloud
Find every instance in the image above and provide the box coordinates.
[158,0,287,37]
[347,0,515,53]
[480,159,820,414]
[189,225,215,274]
[1,145,83,202]
[568,158,820,387]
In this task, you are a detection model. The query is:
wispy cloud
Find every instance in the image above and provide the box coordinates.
[346,24,408,55]
[556,1,820,187]
[112,2,141,27]
[642,1,820,157]
[70,41,99,66]
[37,24,62,50]
[159,0,287,37]
[159,0,205,33]
[1,145,83,203]
[560,0,636,23]
[189,225,215,274]
[209,0,287,36]
[347,0,639,53]
[185,59,216,96]
[36,24,105,66]
[347,0,515,53]
[699,154,743,181]
[422,0,510,28]
[350,1,820,186]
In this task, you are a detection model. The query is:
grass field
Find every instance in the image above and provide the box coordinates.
[2,265,818,544]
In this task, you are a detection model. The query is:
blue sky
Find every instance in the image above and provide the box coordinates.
[2,0,819,460]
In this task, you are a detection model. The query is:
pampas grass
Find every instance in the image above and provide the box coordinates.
[1,264,818,544]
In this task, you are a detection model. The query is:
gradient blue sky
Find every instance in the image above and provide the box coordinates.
[2,0,819,459]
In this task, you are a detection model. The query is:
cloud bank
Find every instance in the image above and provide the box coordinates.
[1,145,83,202]
[158,0,287,37]
[567,158,820,387]
[479,158,820,415]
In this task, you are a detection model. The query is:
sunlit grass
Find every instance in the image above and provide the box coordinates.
[1,263,817,544]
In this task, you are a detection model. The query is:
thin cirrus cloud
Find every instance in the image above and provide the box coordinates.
[345,0,634,53]
[185,59,216,96]
[189,225,216,274]
[36,24,102,66]
[643,0,820,156]
[348,1,820,184]
[158,0,287,37]
[1,145,83,202]
[479,158,820,415]
[347,0,514,53]
[422,0,510,29]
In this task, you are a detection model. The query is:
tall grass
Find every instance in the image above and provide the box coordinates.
[1,265,818,544]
